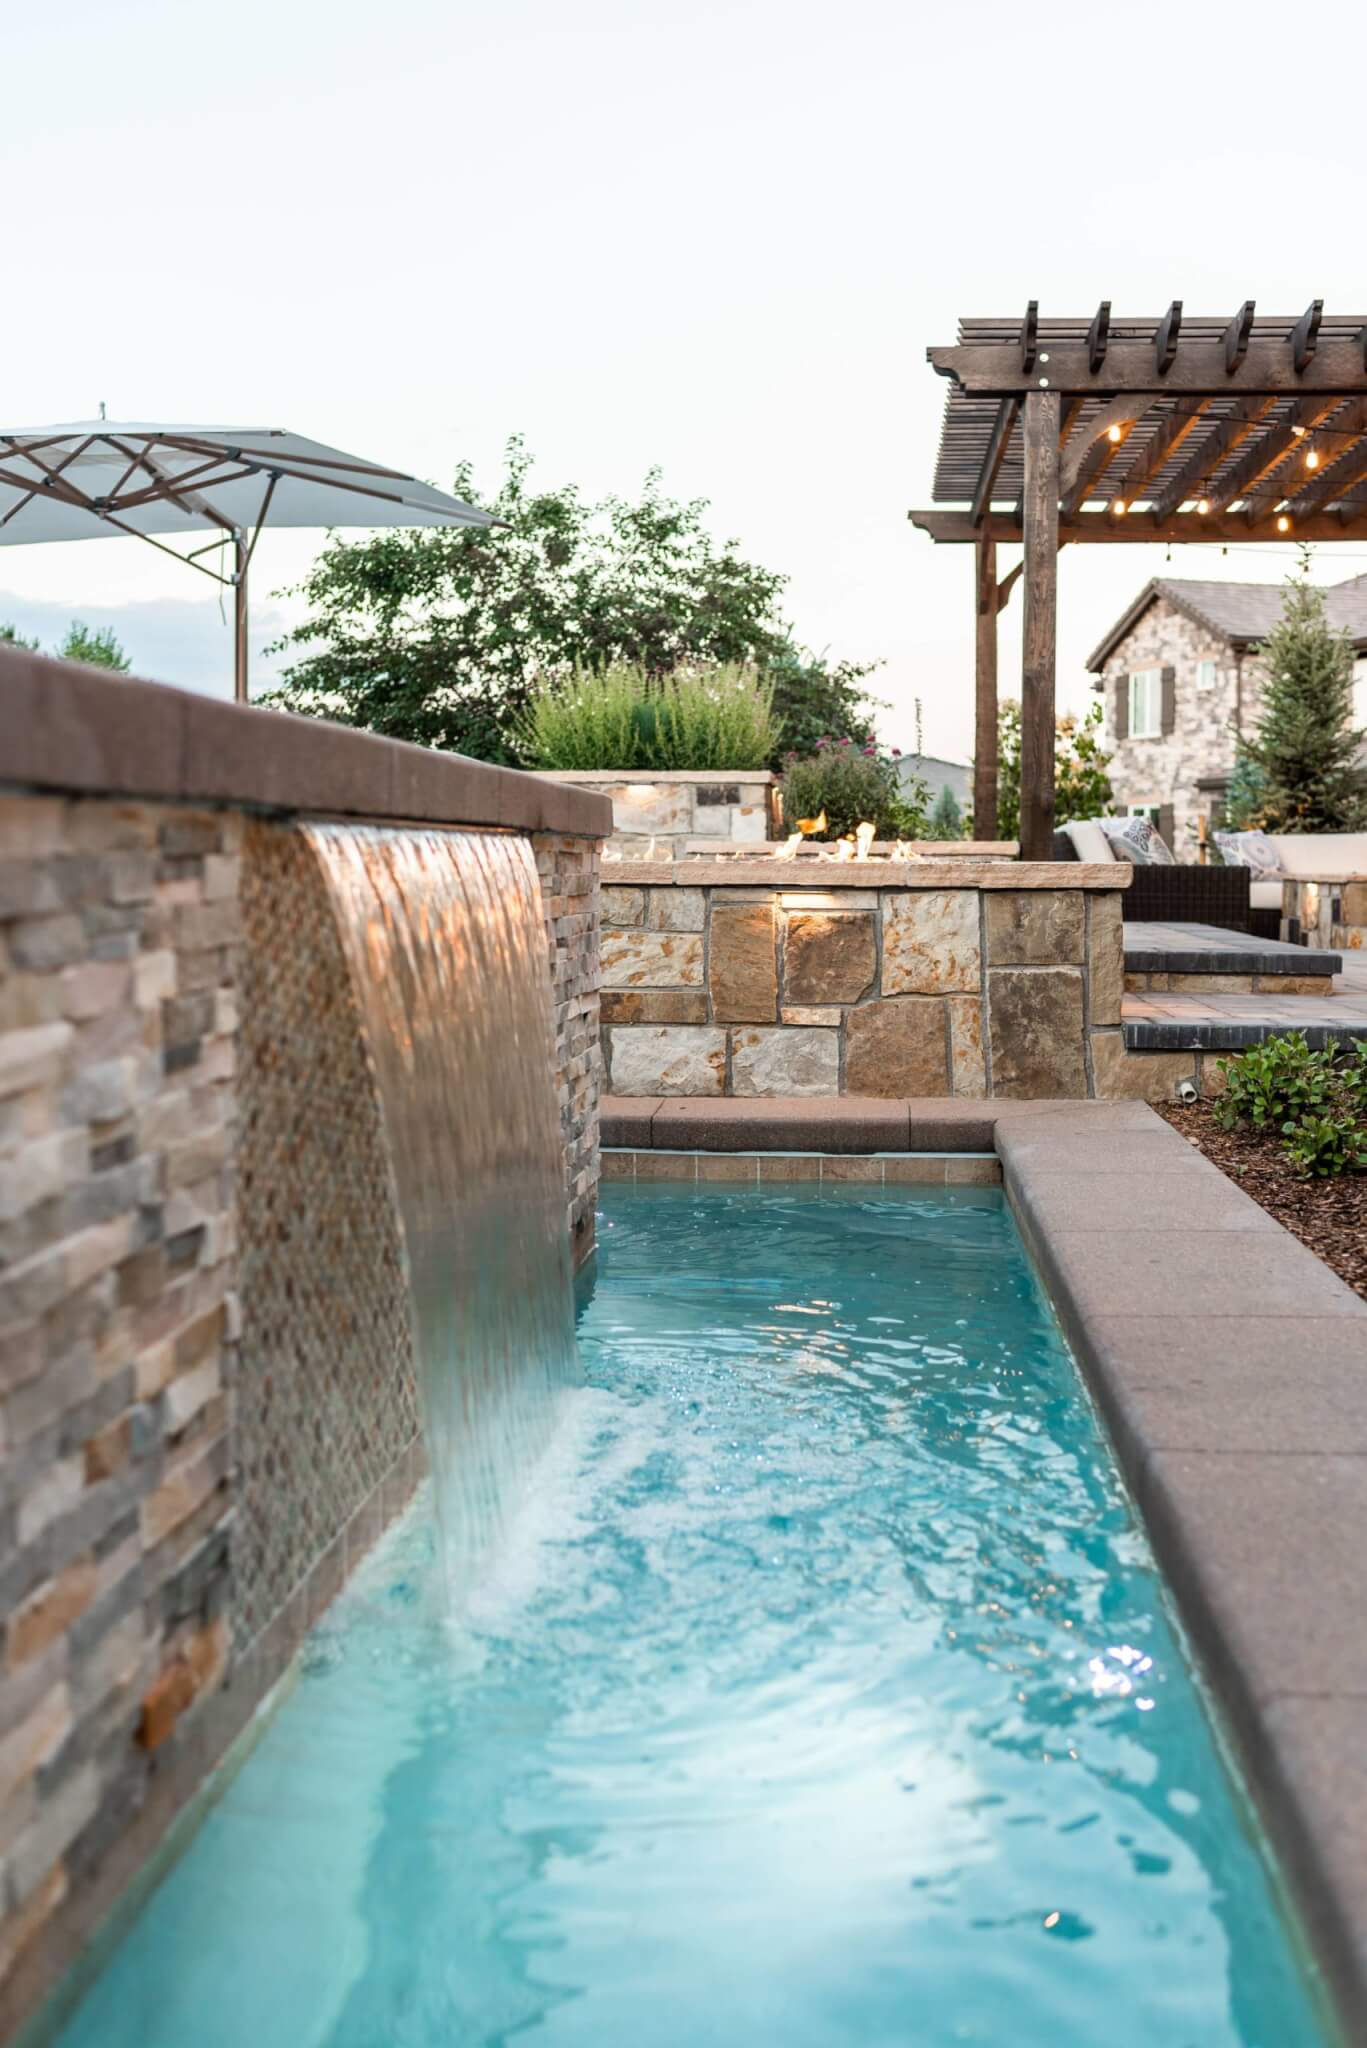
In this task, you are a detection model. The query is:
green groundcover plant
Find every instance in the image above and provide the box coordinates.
[519,661,777,772]
[779,738,929,842]
[1214,1032,1367,1178]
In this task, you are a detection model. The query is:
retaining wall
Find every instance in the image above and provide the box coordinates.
[0,647,608,2036]
[599,858,1132,1099]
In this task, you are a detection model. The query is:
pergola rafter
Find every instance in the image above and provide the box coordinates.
[908,303,1367,857]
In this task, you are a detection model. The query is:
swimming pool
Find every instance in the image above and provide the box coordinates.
[53,1185,1331,2047]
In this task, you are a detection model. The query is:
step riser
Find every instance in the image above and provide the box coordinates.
[1126,972,1337,997]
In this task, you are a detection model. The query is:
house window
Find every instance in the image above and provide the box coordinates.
[1129,668,1163,738]
[1128,803,1162,827]
[1196,660,1217,690]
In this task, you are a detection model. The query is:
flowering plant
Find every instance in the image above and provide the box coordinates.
[780,737,928,840]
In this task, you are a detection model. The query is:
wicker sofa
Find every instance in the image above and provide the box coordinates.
[1050,830,1255,931]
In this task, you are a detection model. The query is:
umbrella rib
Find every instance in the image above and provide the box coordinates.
[112,463,257,517]
[0,435,101,530]
[101,436,242,534]
[152,433,419,485]
[241,473,279,573]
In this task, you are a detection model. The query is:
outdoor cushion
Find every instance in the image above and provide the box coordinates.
[1213,829,1284,878]
[1063,819,1115,863]
[1098,815,1176,866]
[1266,832,1367,877]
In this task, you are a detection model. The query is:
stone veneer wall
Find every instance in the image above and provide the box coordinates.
[1095,592,1262,853]
[600,861,1128,1099]
[0,795,242,2031]
[0,646,609,2037]
[544,769,778,856]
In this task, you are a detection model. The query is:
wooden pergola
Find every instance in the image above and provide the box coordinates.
[909,304,1367,857]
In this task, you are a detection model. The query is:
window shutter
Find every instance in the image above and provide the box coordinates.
[1113,676,1129,741]
[1158,804,1176,851]
[1161,666,1177,735]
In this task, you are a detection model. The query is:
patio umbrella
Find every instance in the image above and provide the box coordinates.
[0,421,495,700]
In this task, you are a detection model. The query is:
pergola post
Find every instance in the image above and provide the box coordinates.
[1019,390,1059,860]
[973,537,999,837]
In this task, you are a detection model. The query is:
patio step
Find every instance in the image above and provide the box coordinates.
[1123,919,1339,997]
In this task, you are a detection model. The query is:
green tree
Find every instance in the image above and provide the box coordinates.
[1237,553,1367,831]
[761,646,882,766]
[0,623,40,650]
[993,699,1114,840]
[267,438,880,766]
[56,622,131,671]
[929,784,964,838]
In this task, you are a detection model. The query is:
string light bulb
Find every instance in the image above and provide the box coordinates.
[1305,447,1321,470]
[1196,498,1211,516]
[1112,497,1127,516]
[1277,515,1291,533]
[1107,424,1123,443]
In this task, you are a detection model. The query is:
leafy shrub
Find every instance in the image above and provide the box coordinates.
[519,661,777,772]
[779,738,929,841]
[1214,1032,1367,1178]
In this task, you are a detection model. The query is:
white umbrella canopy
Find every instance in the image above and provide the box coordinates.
[0,422,496,699]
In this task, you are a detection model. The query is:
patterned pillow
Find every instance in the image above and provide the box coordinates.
[1213,829,1284,880]
[1098,815,1176,866]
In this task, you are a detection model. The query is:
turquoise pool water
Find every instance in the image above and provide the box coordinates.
[56,1186,1330,2047]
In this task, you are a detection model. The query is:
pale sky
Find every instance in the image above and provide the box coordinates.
[5,0,1367,759]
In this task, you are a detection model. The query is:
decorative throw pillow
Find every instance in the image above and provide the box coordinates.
[1213,829,1284,880]
[1098,815,1176,866]
[1063,819,1116,864]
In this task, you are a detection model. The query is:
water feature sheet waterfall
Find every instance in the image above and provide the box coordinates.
[306,825,578,1600]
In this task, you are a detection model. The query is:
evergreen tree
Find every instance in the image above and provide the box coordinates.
[1240,554,1367,831]
[929,783,964,837]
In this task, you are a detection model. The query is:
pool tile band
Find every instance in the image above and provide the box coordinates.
[602,1150,1001,1184]
[604,1090,1367,2038]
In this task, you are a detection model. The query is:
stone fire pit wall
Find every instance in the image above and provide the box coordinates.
[0,646,609,2039]
[602,859,1130,1098]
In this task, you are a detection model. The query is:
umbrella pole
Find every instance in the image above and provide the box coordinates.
[233,529,249,703]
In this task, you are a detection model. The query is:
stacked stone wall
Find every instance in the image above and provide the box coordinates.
[0,795,239,2026]
[545,770,777,857]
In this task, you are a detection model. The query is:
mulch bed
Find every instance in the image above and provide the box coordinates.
[1156,1103,1367,1302]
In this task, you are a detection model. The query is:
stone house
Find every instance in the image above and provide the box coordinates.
[1087,572,1367,854]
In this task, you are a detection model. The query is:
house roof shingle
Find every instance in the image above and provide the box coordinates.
[1086,571,1367,673]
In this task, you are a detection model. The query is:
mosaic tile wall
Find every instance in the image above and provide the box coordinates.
[235,821,421,1651]
[532,832,602,1258]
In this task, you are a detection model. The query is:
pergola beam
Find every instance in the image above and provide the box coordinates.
[929,334,1367,397]
[970,399,1017,524]
[1224,300,1255,372]
[908,506,1367,544]
[1209,395,1344,513]
[1148,395,1280,522]
[1280,406,1367,519]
